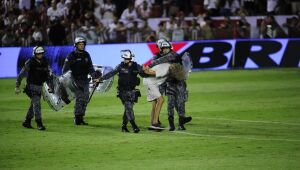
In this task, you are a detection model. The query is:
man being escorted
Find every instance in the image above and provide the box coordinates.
[146,39,192,131]
[15,46,53,130]
[62,37,101,125]
[99,50,147,133]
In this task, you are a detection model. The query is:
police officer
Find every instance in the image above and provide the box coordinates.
[100,50,146,133]
[147,39,192,131]
[62,37,100,125]
[15,46,52,130]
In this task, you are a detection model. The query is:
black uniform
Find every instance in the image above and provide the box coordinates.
[62,50,99,125]
[149,51,191,130]
[16,57,52,130]
[102,61,147,133]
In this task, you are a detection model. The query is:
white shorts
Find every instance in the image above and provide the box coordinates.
[145,84,162,102]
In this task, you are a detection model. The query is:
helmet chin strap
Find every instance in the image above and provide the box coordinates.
[123,58,132,62]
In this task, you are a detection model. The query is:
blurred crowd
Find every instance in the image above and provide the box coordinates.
[1,0,300,47]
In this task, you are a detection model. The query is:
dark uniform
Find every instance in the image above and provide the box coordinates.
[102,61,146,133]
[62,50,100,125]
[149,51,192,130]
[16,56,52,130]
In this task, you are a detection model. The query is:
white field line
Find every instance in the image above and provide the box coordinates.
[173,131,300,142]
[192,116,300,126]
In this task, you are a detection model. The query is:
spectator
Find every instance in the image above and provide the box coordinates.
[67,0,81,21]
[96,21,109,44]
[236,14,250,38]
[93,0,103,22]
[156,21,170,40]
[61,0,72,21]
[230,0,241,15]
[201,16,215,40]
[145,31,157,42]
[32,24,44,46]
[168,0,180,17]
[16,20,31,46]
[204,0,218,16]
[2,28,17,46]
[83,20,98,44]
[4,11,18,29]
[107,16,119,42]
[217,16,233,39]
[283,16,300,37]
[137,0,151,20]
[141,20,155,42]
[120,3,138,28]
[115,21,127,43]
[187,19,202,40]
[171,21,185,41]
[47,0,64,21]
[135,0,153,9]
[102,0,116,21]
[57,0,66,10]
[260,15,287,38]
[166,15,178,31]
[66,22,77,44]
[129,21,143,43]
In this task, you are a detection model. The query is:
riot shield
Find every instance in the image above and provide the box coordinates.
[181,52,193,79]
[42,65,114,111]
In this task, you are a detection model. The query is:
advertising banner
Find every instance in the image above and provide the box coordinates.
[0,39,299,78]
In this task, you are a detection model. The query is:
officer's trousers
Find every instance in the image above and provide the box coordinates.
[74,80,89,116]
[166,80,187,119]
[25,84,42,120]
[119,90,136,122]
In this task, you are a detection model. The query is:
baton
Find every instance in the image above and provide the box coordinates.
[87,81,100,103]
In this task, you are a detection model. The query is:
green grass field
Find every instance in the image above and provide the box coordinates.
[0,68,300,170]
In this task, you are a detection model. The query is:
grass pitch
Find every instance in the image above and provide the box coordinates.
[0,68,300,170]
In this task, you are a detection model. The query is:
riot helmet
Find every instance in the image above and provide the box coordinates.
[32,46,45,59]
[121,49,134,60]
[74,37,86,51]
[156,38,172,53]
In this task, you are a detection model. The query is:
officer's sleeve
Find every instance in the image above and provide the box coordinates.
[102,64,120,80]
[16,60,30,87]
[148,52,177,68]
[47,64,55,80]
[137,64,149,78]
[87,54,96,75]
[62,55,71,74]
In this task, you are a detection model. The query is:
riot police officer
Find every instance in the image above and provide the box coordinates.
[62,37,100,125]
[147,39,192,131]
[100,50,146,133]
[15,46,52,130]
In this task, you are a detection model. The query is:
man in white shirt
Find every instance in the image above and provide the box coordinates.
[47,1,64,21]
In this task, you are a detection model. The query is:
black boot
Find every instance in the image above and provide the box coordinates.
[74,116,88,125]
[178,117,186,130]
[184,116,192,124]
[74,116,81,125]
[80,116,88,125]
[130,120,140,133]
[121,119,129,132]
[22,117,33,129]
[36,119,46,131]
[168,117,175,131]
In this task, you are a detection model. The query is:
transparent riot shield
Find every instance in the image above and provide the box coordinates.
[42,65,114,111]
[181,52,193,79]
